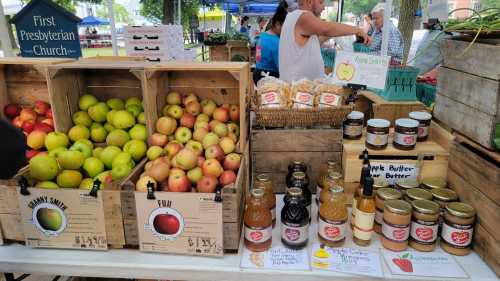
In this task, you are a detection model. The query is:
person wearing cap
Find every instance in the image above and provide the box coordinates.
[368,3,404,63]
[278,0,370,82]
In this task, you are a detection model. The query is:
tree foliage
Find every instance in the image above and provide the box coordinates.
[97,3,133,24]
[20,0,103,14]
[140,0,200,28]
[343,0,379,16]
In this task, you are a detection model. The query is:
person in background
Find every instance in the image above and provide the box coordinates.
[253,1,289,84]
[279,0,370,82]
[368,3,404,63]
[0,119,26,179]
[413,20,449,75]
[250,17,268,46]
[362,14,374,36]
[240,16,250,33]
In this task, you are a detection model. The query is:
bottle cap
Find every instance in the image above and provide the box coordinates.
[329,185,344,193]
[412,199,439,214]
[376,188,402,200]
[328,171,342,180]
[292,171,306,180]
[327,160,338,167]
[251,188,265,198]
[256,173,270,182]
[406,188,432,201]
[367,118,390,128]
[385,199,412,215]
[431,188,458,202]
[421,177,447,189]
[287,187,303,197]
[446,202,476,218]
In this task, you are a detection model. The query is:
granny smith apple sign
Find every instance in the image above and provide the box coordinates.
[28,196,68,236]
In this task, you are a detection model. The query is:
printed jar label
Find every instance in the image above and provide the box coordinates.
[319,93,341,108]
[367,132,389,146]
[441,222,473,247]
[382,221,410,242]
[261,92,281,108]
[410,220,438,243]
[418,126,429,138]
[394,132,417,146]
[293,92,314,108]
[353,210,375,241]
[281,222,309,244]
[344,125,363,137]
[375,208,384,225]
[244,224,272,244]
[318,216,347,242]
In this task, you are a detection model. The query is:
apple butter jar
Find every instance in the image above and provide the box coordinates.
[343,111,364,140]
[409,199,440,252]
[395,179,420,194]
[421,177,447,190]
[431,188,458,229]
[441,202,476,256]
[404,188,433,203]
[393,118,419,150]
[366,119,390,150]
[381,200,412,252]
[409,111,432,142]
[375,188,402,234]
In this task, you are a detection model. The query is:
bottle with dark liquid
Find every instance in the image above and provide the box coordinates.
[281,187,310,250]
[286,161,310,188]
[244,188,272,252]
[254,174,277,228]
[353,176,376,247]
[287,171,312,215]
[351,149,370,229]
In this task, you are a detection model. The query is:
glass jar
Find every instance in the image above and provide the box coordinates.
[375,188,402,234]
[281,188,310,250]
[286,161,309,188]
[409,111,432,142]
[317,160,342,199]
[343,111,364,140]
[255,174,277,228]
[366,119,390,150]
[288,171,312,215]
[393,118,419,150]
[409,199,439,252]
[318,171,343,207]
[374,177,389,190]
[395,179,420,194]
[405,188,433,203]
[421,177,447,190]
[381,200,412,251]
[244,188,273,252]
[431,188,458,229]
[441,202,476,256]
[318,185,348,247]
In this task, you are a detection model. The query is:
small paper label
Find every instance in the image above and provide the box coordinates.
[344,125,363,137]
[293,92,314,108]
[382,221,410,242]
[417,126,429,138]
[441,222,473,247]
[367,132,388,146]
[261,92,281,108]
[281,223,309,244]
[394,132,417,146]
[319,93,341,107]
[353,210,375,241]
[318,217,347,242]
[245,224,272,244]
[410,220,438,243]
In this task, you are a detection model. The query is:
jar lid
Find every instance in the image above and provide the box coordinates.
[256,174,270,182]
[406,188,433,201]
[421,177,447,189]
[329,185,344,193]
[251,188,265,198]
[385,199,412,215]
[431,188,458,201]
[293,160,305,165]
[327,160,338,167]
[287,187,303,197]
[373,177,389,189]
[396,179,420,189]
[377,188,402,200]
[412,199,439,214]
[395,118,419,128]
[328,171,342,180]
[446,202,476,218]
[347,111,364,119]
[367,118,390,128]
[409,111,432,121]
[292,171,306,179]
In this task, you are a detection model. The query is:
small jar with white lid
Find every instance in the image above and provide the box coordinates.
[393,118,419,150]
[366,119,390,150]
[343,111,364,140]
[409,111,432,142]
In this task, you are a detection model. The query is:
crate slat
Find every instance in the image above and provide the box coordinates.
[251,129,342,152]
[473,224,500,276]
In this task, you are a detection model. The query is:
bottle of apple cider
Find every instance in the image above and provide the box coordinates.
[351,150,370,229]
[244,188,273,252]
[255,174,276,228]
[318,185,348,247]
[353,176,376,246]
[281,187,310,250]
[317,160,342,200]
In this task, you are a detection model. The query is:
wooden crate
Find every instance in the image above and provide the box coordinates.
[447,135,500,276]
[209,45,229,61]
[251,128,343,194]
[0,58,73,120]
[0,168,26,242]
[228,46,251,62]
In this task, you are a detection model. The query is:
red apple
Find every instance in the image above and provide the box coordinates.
[219,170,237,186]
[41,118,54,128]
[229,105,239,122]
[149,133,168,147]
[164,142,182,159]
[185,101,201,116]
[221,104,230,110]
[223,153,241,171]
[179,112,195,129]
[213,107,229,123]
[19,108,37,122]
[33,122,53,133]
[197,156,205,167]
[197,175,218,193]
[45,108,53,119]
[153,214,180,235]
[183,94,198,106]
[3,104,19,119]
[208,120,221,132]
[205,144,224,162]
[12,116,24,128]
[34,101,50,115]
[193,127,209,142]
[202,159,224,178]
[156,116,177,135]
[22,120,35,133]
[170,167,186,178]
[168,174,191,192]
[26,150,40,159]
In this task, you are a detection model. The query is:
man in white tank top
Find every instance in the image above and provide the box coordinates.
[279,0,370,82]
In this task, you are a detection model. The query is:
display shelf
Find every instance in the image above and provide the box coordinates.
[0,195,496,281]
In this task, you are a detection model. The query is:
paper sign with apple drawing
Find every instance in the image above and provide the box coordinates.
[336,62,355,81]
[392,253,413,273]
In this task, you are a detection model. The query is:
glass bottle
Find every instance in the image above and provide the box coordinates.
[318,185,348,247]
[244,188,273,252]
[351,150,370,229]
[318,171,343,216]
[317,160,342,197]
[353,176,376,247]
[254,174,276,228]
[281,187,310,250]
[288,171,312,215]
[286,161,310,188]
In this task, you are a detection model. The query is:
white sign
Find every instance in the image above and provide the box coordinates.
[241,245,310,270]
[383,250,468,278]
[124,25,184,62]
[370,162,418,186]
[329,51,390,90]
[311,244,383,278]
[428,0,449,22]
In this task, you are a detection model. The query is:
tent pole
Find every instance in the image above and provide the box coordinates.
[381,0,392,56]
[0,0,13,57]
[178,0,181,25]
[107,0,118,56]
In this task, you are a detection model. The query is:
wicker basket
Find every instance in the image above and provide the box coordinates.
[255,105,353,128]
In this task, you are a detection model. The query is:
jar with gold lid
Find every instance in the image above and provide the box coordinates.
[374,177,389,189]
[395,179,420,194]
[421,177,447,190]
[441,202,476,256]
[431,188,458,208]
[317,160,341,196]
[409,199,440,252]
[366,119,390,150]
[381,200,412,251]
[254,174,277,228]
[317,170,343,204]
[343,111,364,140]
[374,188,402,234]
[405,188,432,203]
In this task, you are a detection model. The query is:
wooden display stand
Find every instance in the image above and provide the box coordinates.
[209,45,229,61]
[448,133,500,276]
[209,43,251,62]
[0,172,25,243]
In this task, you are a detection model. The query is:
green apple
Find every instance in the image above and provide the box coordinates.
[107,98,125,110]
[196,113,210,123]
[78,94,98,111]
[129,124,147,141]
[112,152,135,169]
[186,140,203,156]
[104,122,115,133]
[29,155,59,181]
[45,132,69,151]
[106,129,130,147]
[187,167,203,183]
[79,178,94,190]
[126,104,142,117]
[88,102,109,122]
[125,97,142,108]
[147,146,164,161]
[194,120,209,131]
[57,170,83,188]
[70,142,92,158]
[175,127,192,143]
[58,150,85,170]
[137,112,146,124]
[202,132,220,149]
[111,164,132,181]
[113,110,136,129]
[167,105,184,119]
[48,147,67,158]
[75,139,94,149]
[35,181,59,189]
[99,145,122,169]
[90,123,108,143]
[107,110,117,124]
[68,125,90,142]
[93,147,104,158]
[83,157,105,178]
[72,111,93,127]
[94,171,113,189]
[213,123,228,137]
[201,99,217,116]
[123,140,147,161]
[166,92,181,105]
[162,105,171,116]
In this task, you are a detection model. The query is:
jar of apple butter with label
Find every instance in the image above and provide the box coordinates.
[409,199,439,252]
[393,118,419,150]
[375,188,402,234]
[343,111,364,140]
[432,188,458,229]
[381,200,412,252]
[409,111,432,142]
[404,188,432,203]
[366,119,390,150]
[395,179,420,195]
[441,202,476,256]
